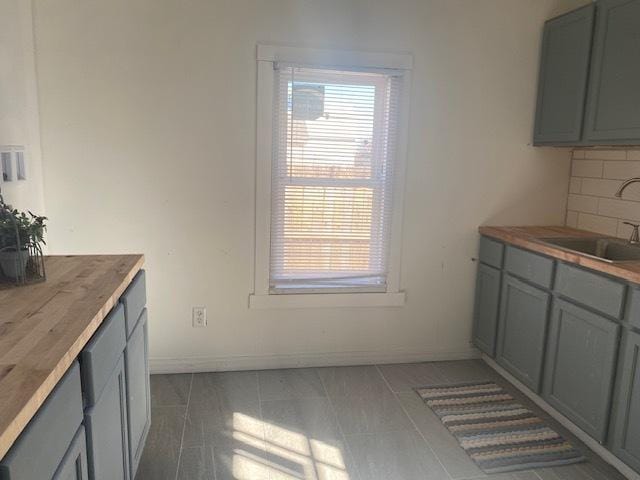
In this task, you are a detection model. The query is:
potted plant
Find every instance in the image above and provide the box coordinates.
[0,197,47,280]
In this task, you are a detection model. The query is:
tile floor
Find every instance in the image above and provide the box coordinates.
[135,360,627,480]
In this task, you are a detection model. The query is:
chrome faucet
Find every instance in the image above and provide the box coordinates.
[615,177,640,198]
[615,178,640,244]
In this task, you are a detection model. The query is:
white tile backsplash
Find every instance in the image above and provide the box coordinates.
[583,149,627,160]
[565,149,640,239]
[567,194,598,214]
[572,159,604,178]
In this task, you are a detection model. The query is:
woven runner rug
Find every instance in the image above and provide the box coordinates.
[415,381,586,474]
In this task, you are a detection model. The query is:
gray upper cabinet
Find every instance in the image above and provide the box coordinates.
[543,299,620,443]
[584,0,640,142]
[533,4,595,144]
[610,330,640,471]
[473,263,502,356]
[496,275,551,392]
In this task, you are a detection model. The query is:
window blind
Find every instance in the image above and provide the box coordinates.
[270,64,402,293]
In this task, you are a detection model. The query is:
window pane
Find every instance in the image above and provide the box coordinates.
[270,66,400,291]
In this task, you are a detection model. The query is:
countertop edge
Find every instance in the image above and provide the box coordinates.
[479,226,640,285]
[0,254,145,460]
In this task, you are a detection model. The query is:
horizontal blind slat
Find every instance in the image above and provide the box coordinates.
[269,65,401,290]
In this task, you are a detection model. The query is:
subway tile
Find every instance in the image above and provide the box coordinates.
[579,178,623,199]
[576,213,619,236]
[569,177,581,194]
[572,160,603,178]
[567,194,598,214]
[602,161,640,180]
[566,211,578,228]
[627,150,640,161]
[598,198,640,223]
[584,149,627,160]
[572,149,586,159]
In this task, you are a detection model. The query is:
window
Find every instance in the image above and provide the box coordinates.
[252,46,411,308]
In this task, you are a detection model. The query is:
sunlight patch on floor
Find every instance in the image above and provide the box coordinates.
[231,412,351,480]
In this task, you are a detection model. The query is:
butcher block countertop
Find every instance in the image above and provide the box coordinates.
[0,254,144,459]
[480,225,640,284]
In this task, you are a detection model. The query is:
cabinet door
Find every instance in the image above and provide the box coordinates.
[543,299,619,443]
[610,330,640,471]
[496,275,550,392]
[85,355,130,480]
[125,310,151,479]
[533,4,595,144]
[584,0,640,142]
[472,263,501,357]
[53,426,89,480]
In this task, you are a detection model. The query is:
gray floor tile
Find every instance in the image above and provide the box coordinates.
[331,388,413,435]
[211,435,271,480]
[258,368,326,401]
[434,360,500,384]
[318,365,390,397]
[463,472,538,480]
[177,446,215,480]
[260,397,361,480]
[377,362,448,392]
[136,405,186,480]
[150,373,192,407]
[261,397,341,442]
[536,461,628,480]
[345,429,449,480]
[182,371,262,448]
[396,391,483,480]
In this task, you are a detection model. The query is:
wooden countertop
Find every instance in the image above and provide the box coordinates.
[0,254,144,459]
[479,225,640,284]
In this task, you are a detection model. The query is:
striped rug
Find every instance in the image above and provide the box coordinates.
[415,381,585,474]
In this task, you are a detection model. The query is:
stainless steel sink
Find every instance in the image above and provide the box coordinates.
[539,237,640,262]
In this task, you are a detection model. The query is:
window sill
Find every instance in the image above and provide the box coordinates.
[248,291,406,309]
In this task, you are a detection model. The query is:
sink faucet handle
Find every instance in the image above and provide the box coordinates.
[623,222,640,244]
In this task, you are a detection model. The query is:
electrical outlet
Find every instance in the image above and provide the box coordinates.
[192,306,207,327]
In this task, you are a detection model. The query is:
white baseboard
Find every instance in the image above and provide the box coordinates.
[483,355,640,480]
[150,347,481,374]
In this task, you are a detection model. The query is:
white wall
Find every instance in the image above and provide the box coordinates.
[0,0,45,214]
[32,0,582,372]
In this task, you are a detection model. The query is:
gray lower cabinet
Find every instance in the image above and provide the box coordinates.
[125,309,151,479]
[472,263,501,356]
[584,0,640,142]
[496,275,550,393]
[0,363,84,480]
[84,355,130,480]
[533,4,595,144]
[609,330,640,471]
[543,299,620,443]
[53,426,89,480]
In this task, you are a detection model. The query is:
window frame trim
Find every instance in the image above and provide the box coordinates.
[251,44,412,308]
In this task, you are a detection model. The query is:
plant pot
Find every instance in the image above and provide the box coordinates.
[0,250,29,280]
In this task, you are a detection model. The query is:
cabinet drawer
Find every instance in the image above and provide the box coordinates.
[81,304,127,406]
[555,263,626,318]
[121,270,146,338]
[0,363,83,480]
[504,246,554,288]
[478,236,504,268]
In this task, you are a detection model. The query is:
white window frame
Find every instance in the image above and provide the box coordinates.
[250,45,412,309]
